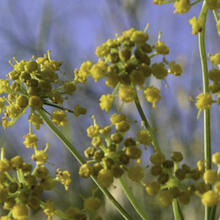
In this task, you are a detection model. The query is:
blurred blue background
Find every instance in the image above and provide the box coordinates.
[0,0,220,219]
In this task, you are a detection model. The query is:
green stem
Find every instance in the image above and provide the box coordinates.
[209,8,219,220]
[38,109,132,220]
[44,102,75,114]
[190,0,202,6]
[172,163,184,220]
[172,200,184,220]
[134,88,161,152]
[213,9,219,23]
[198,2,212,220]
[119,178,150,220]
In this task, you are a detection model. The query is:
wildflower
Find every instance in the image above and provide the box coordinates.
[202,190,219,207]
[0,159,10,172]
[115,120,130,132]
[144,86,161,108]
[56,168,71,190]
[195,93,213,118]
[151,63,168,79]
[84,196,102,211]
[10,156,23,170]
[127,166,144,182]
[99,94,114,112]
[145,181,160,196]
[16,95,28,108]
[174,0,190,14]
[119,85,135,102]
[137,129,152,145]
[51,110,67,127]
[28,96,43,110]
[158,190,173,207]
[189,17,203,35]
[12,203,29,220]
[87,125,100,138]
[79,164,93,178]
[110,113,126,124]
[203,169,218,184]
[90,60,107,82]
[97,169,114,187]
[212,152,220,165]
[63,81,76,95]
[28,112,43,129]
[23,133,38,148]
[43,200,56,217]
[73,104,87,117]
[210,53,220,65]
[208,69,220,81]
[131,30,149,44]
[150,152,165,165]
[169,61,183,76]
[171,152,183,162]
[125,146,142,159]
[155,41,169,55]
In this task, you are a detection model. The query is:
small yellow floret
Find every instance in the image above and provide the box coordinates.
[189,17,203,35]
[212,152,220,165]
[84,197,102,211]
[137,129,152,145]
[144,86,161,108]
[203,169,218,184]
[195,93,213,118]
[90,60,107,82]
[127,166,144,182]
[97,169,114,187]
[12,203,28,220]
[202,190,219,207]
[119,85,135,102]
[174,0,190,14]
[23,133,38,148]
[51,110,67,127]
[56,168,71,190]
[210,53,220,65]
[99,94,114,112]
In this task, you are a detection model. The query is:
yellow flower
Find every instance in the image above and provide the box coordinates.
[51,110,67,127]
[99,94,114,112]
[23,133,38,148]
[144,86,161,108]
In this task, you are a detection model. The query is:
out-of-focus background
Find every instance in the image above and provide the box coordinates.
[0,0,220,219]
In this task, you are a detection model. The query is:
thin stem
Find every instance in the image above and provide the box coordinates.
[190,0,202,6]
[213,9,219,23]
[38,109,84,164]
[119,177,150,220]
[172,200,184,220]
[134,88,161,152]
[44,102,75,114]
[198,2,212,220]
[172,162,184,220]
[38,109,132,220]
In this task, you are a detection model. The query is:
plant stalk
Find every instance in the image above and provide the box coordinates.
[119,177,150,220]
[198,2,212,220]
[134,89,161,153]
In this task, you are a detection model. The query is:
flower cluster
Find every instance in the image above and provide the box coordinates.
[75,28,182,111]
[0,148,77,220]
[79,114,152,187]
[0,51,86,130]
[144,151,220,208]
